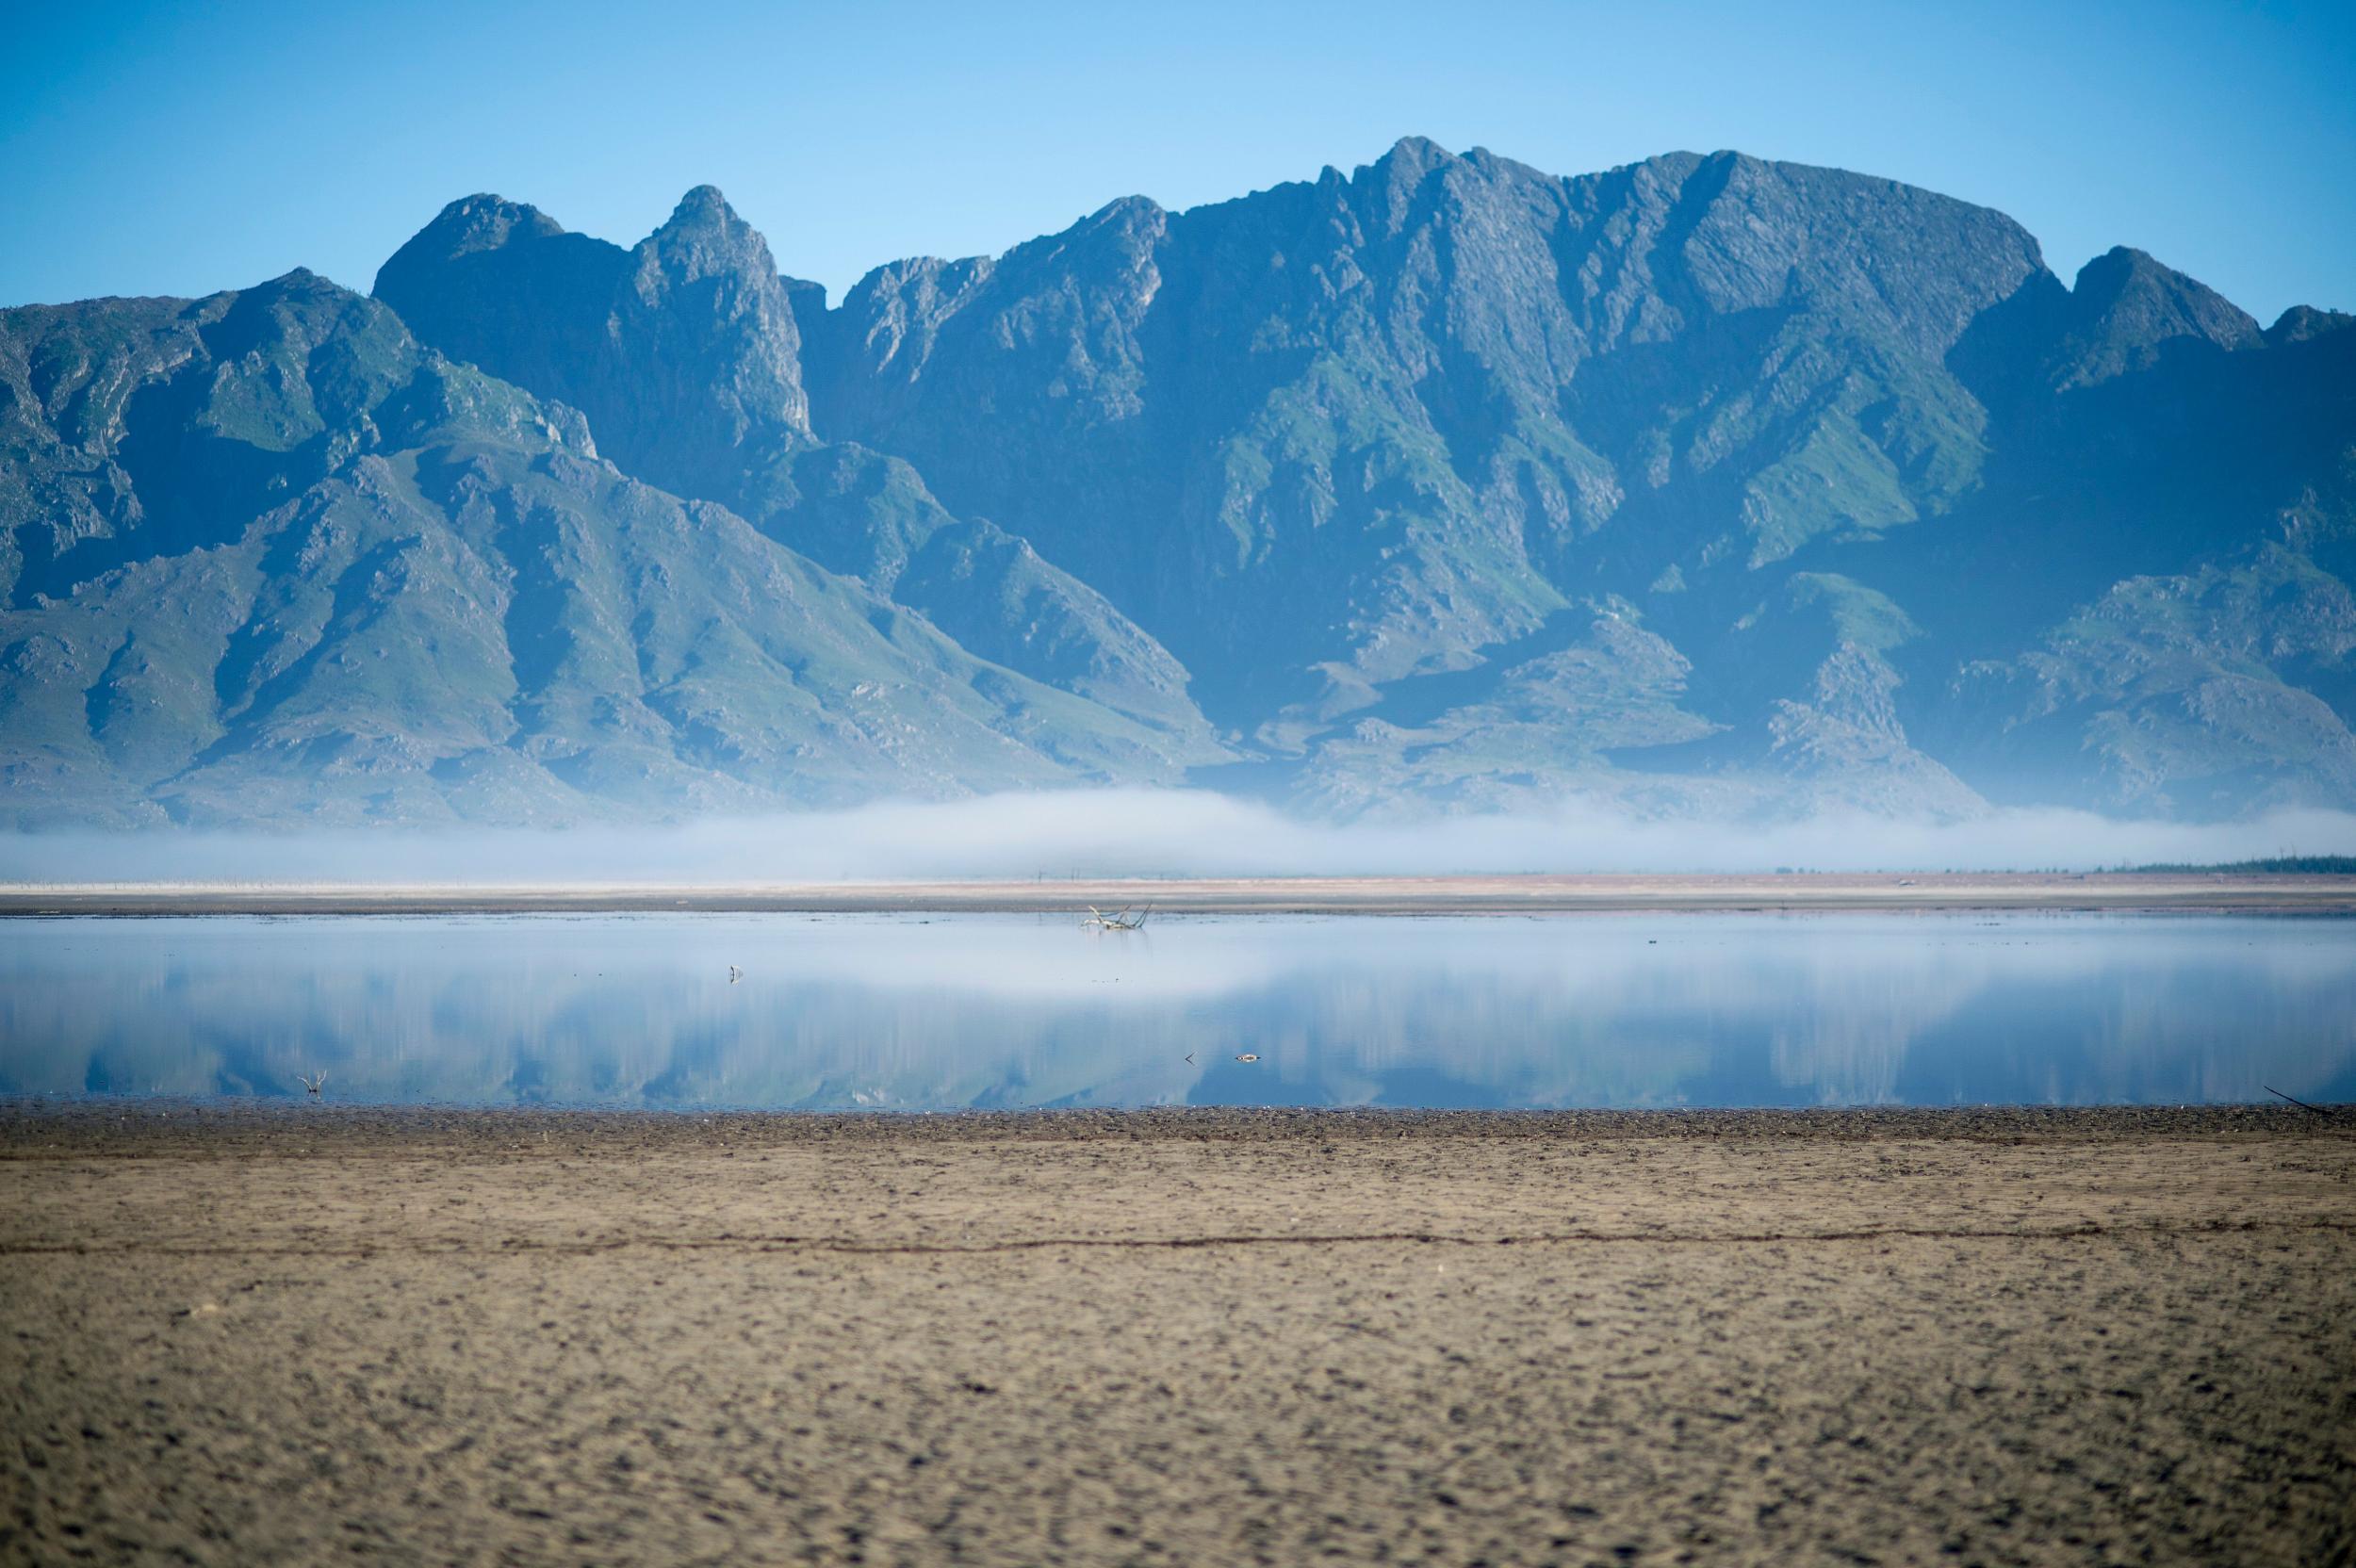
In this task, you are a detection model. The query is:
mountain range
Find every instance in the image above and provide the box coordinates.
[5,138,2351,827]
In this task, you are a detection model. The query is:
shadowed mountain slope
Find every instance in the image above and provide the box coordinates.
[0,272,1206,826]
[374,190,1224,755]
[792,139,2356,818]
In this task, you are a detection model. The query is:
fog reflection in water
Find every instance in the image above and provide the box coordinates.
[2,913,2351,1111]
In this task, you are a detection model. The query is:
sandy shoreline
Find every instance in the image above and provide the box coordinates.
[4,1104,2351,1565]
[5,871,2356,916]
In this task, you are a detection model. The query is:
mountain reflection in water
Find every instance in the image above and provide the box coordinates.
[3,913,2350,1111]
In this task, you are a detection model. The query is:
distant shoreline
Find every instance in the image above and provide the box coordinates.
[4,872,2355,916]
[6,1102,2344,1154]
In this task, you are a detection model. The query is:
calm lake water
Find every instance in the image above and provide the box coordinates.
[3,912,2351,1112]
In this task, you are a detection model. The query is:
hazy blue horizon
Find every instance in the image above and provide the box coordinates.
[4,0,2351,321]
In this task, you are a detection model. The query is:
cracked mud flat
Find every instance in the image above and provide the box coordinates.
[3,1105,2351,1565]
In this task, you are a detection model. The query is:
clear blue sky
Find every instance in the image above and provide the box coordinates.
[4,0,2350,320]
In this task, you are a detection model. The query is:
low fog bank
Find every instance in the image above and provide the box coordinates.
[5,792,2356,885]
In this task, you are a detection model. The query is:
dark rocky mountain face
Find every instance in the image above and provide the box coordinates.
[374,189,1225,757]
[802,145,2048,699]
[796,139,2356,818]
[374,187,811,500]
[3,139,2350,826]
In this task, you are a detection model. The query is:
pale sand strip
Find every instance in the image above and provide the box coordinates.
[3,1105,2351,1565]
[5,872,2356,915]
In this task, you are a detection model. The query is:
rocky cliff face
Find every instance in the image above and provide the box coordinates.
[801,143,2050,704]
[790,139,2355,818]
[4,139,2351,825]
[375,186,812,503]
[375,188,1226,759]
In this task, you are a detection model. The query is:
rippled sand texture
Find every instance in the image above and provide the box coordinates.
[4,1106,2351,1565]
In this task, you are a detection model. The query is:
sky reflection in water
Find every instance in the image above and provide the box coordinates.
[3,912,2351,1111]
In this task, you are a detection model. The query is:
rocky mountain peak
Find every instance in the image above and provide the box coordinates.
[2053,245,2263,385]
[373,183,810,490]
[638,185,777,286]
[2265,303,2355,347]
[1357,134,1463,227]
[1368,134,1454,180]
[410,194,565,259]
[620,186,809,444]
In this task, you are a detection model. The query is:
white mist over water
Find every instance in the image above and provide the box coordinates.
[4,792,2355,884]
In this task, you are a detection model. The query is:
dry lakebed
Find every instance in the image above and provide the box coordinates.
[1,1102,2350,1565]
